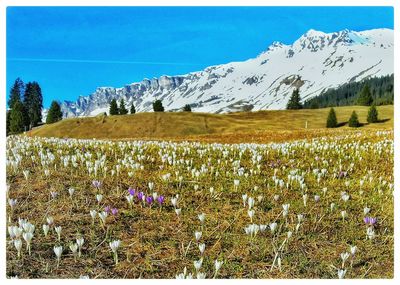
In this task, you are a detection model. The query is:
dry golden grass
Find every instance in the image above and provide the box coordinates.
[28,105,393,143]
[6,130,394,279]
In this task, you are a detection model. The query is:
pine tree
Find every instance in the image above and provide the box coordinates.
[9,100,26,133]
[183,104,192,112]
[326,108,337,128]
[357,85,373,106]
[367,105,379,123]
[109,99,119,115]
[286,89,302,110]
[24,81,43,128]
[130,103,136,114]
[8,77,24,108]
[46,101,63,124]
[6,110,11,136]
[119,99,128,115]
[348,111,360,128]
[153,100,164,112]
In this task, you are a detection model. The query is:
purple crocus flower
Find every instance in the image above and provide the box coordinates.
[128,187,136,196]
[157,195,165,205]
[111,208,118,216]
[146,196,154,205]
[105,206,111,214]
[137,192,144,201]
[92,180,101,188]
[364,216,377,226]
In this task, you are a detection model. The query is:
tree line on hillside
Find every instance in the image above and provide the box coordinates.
[7,78,63,135]
[286,82,382,129]
[303,74,393,109]
[108,99,192,115]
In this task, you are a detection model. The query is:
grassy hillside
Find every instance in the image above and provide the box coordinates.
[29,105,393,142]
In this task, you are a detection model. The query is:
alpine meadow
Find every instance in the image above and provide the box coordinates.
[5,6,394,280]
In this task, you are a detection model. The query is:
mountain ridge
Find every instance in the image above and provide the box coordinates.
[55,28,393,118]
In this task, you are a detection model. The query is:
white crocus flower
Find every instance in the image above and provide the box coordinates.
[193,258,203,272]
[76,237,84,257]
[195,231,202,241]
[214,260,223,277]
[22,232,33,255]
[109,240,121,265]
[338,269,346,279]
[42,224,50,237]
[269,222,278,234]
[198,213,206,223]
[14,239,22,258]
[55,226,62,241]
[54,246,63,267]
[198,243,205,255]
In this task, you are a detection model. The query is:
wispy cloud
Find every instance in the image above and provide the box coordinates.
[7,57,204,66]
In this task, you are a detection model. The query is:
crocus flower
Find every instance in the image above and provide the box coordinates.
[43,224,50,237]
[109,240,121,265]
[214,260,223,278]
[338,269,346,279]
[111,208,118,216]
[46,216,54,226]
[128,188,135,196]
[14,239,22,258]
[55,226,62,241]
[96,194,103,203]
[198,243,205,255]
[8,198,17,209]
[92,180,101,189]
[146,196,154,205]
[157,195,165,205]
[198,213,205,223]
[195,231,202,241]
[76,237,84,257]
[137,192,144,201]
[364,216,377,226]
[194,258,203,272]
[104,206,111,214]
[54,246,63,267]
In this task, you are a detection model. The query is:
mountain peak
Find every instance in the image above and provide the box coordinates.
[303,29,327,37]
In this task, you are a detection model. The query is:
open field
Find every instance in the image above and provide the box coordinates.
[6,129,394,279]
[28,105,393,143]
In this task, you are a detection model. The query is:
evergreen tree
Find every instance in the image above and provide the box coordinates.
[367,105,379,123]
[130,103,136,114]
[310,101,319,109]
[183,104,192,112]
[46,101,63,124]
[109,99,119,115]
[9,100,26,133]
[8,77,24,108]
[119,99,128,115]
[357,84,373,106]
[348,111,360,128]
[24,81,43,128]
[153,100,164,112]
[326,108,337,128]
[6,111,11,136]
[286,89,302,110]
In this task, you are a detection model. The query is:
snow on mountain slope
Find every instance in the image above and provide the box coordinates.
[58,28,393,117]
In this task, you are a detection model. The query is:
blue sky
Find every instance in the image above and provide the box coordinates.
[6,6,393,108]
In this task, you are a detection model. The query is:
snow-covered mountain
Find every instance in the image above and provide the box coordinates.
[58,28,393,117]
